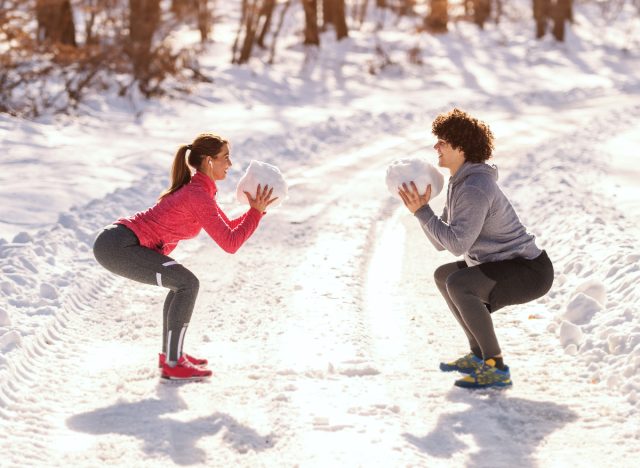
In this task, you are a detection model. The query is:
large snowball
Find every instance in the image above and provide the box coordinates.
[236,160,288,208]
[385,158,445,200]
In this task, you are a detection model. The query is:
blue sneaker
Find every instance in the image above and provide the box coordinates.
[439,353,484,374]
[454,359,512,389]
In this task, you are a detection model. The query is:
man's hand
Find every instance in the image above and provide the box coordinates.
[398,181,431,214]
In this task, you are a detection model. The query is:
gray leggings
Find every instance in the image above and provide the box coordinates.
[434,251,554,359]
[93,224,199,363]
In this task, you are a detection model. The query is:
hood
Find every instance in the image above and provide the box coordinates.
[450,162,498,188]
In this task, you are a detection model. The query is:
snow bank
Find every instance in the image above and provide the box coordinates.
[502,104,640,407]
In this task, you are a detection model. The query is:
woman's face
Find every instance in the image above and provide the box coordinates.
[207,144,232,180]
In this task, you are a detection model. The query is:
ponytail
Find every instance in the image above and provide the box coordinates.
[159,145,192,200]
[158,134,228,200]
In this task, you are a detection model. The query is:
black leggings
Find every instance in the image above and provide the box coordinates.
[93,224,199,363]
[434,251,554,359]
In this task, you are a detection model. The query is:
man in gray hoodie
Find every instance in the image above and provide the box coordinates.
[398,108,553,389]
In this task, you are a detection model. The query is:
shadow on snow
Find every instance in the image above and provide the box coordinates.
[66,383,275,465]
[403,388,578,467]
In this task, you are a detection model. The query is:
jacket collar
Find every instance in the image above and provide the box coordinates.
[192,171,218,197]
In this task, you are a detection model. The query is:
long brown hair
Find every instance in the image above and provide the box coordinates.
[159,133,228,200]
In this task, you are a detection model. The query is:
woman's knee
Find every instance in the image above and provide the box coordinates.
[179,269,200,293]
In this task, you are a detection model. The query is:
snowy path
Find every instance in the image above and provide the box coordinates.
[2,92,640,466]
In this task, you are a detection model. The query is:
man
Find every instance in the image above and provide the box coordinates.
[398,108,554,389]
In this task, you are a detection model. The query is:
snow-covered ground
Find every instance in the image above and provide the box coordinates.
[1,2,639,466]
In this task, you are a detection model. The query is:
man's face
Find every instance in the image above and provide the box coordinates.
[434,139,465,171]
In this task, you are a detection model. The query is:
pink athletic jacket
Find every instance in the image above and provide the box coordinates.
[117,171,263,256]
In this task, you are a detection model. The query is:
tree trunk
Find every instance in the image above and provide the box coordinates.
[36,0,77,46]
[473,0,491,29]
[269,0,292,63]
[424,0,447,33]
[172,0,197,19]
[322,0,333,28]
[197,0,211,42]
[238,0,261,63]
[257,0,276,48]
[129,0,161,82]
[533,0,550,39]
[551,0,571,41]
[320,0,348,39]
[494,0,502,24]
[302,0,320,45]
[464,0,473,16]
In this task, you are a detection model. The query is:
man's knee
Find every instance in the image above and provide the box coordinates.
[434,264,452,287]
[444,271,468,298]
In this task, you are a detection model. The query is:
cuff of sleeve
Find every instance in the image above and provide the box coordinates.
[248,207,264,218]
[414,204,434,221]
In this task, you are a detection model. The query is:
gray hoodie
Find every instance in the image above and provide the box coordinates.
[414,162,541,266]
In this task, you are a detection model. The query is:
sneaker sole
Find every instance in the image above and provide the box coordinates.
[160,375,211,382]
[454,380,513,389]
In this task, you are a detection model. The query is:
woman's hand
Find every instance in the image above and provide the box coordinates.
[398,181,431,214]
[245,184,278,213]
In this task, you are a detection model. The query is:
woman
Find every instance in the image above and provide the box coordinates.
[398,109,553,389]
[93,133,277,381]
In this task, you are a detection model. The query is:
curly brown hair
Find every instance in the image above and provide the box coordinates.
[431,108,495,163]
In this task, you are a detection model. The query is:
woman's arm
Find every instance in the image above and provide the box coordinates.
[190,193,263,254]
[216,206,249,229]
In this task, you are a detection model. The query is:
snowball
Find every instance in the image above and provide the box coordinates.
[385,158,445,200]
[559,320,584,348]
[564,293,602,325]
[236,160,288,208]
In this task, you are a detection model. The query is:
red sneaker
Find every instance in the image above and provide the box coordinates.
[158,353,208,368]
[161,355,212,381]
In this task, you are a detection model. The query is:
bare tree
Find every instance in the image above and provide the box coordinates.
[35,0,76,46]
[269,0,293,63]
[302,0,320,45]
[322,0,334,28]
[534,0,572,41]
[197,0,213,42]
[237,0,262,63]
[257,0,276,48]
[128,0,161,84]
[473,0,491,29]
[172,0,197,19]
[493,0,503,24]
[323,0,348,39]
[533,0,550,38]
[424,0,447,33]
[232,0,277,63]
[551,0,572,41]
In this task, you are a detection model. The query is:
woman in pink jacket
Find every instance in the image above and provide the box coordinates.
[93,133,277,381]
